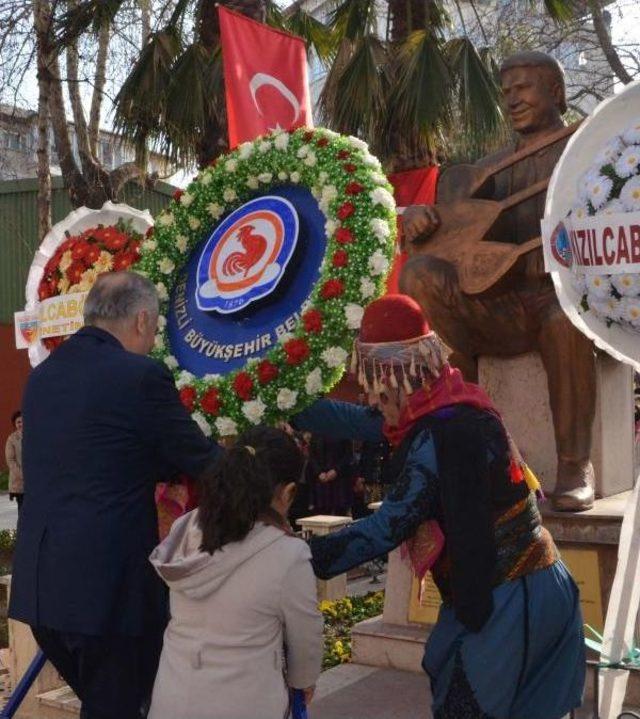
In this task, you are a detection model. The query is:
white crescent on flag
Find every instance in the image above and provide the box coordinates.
[249,72,301,127]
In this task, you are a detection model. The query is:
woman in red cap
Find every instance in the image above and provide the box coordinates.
[294,294,584,719]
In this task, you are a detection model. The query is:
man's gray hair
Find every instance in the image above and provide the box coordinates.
[84,272,159,326]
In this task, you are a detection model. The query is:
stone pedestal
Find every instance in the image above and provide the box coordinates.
[478,352,635,498]
[297,515,352,601]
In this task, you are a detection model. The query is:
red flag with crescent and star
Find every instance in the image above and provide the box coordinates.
[218,6,313,148]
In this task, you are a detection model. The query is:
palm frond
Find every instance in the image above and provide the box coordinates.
[535,0,579,22]
[113,26,183,158]
[445,37,505,142]
[54,0,123,47]
[283,7,337,62]
[386,29,452,142]
[328,0,379,42]
[318,34,389,143]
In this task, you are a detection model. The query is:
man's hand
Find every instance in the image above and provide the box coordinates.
[402,205,440,244]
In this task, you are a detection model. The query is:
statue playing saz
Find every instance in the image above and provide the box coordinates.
[400,51,596,512]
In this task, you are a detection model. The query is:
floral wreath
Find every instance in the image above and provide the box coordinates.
[25,202,153,366]
[570,119,640,330]
[137,127,397,438]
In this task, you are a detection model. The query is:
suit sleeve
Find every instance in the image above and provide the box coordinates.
[139,362,220,478]
[293,399,384,443]
[310,431,440,579]
[280,542,324,689]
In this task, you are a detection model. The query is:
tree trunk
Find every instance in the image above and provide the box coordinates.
[89,22,110,157]
[389,0,431,42]
[196,0,268,167]
[33,0,52,240]
[587,0,633,85]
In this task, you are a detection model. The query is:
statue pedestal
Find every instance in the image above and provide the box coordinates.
[478,352,635,498]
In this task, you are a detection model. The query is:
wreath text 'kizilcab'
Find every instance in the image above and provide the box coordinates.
[137,127,396,437]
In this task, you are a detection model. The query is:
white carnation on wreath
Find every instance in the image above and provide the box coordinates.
[180,192,194,207]
[176,235,188,253]
[360,277,376,300]
[345,303,364,329]
[246,176,259,190]
[620,175,640,211]
[192,411,212,437]
[238,142,253,160]
[612,274,640,297]
[95,252,112,273]
[370,187,395,211]
[164,355,179,370]
[143,238,157,252]
[216,416,238,437]
[586,274,612,300]
[225,159,238,172]
[258,172,273,183]
[304,152,317,167]
[158,257,175,275]
[614,145,640,178]
[290,171,301,183]
[322,346,349,368]
[274,133,289,151]
[208,202,224,219]
[200,171,212,186]
[278,171,288,181]
[325,219,338,236]
[157,212,174,227]
[369,250,390,276]
[223,188,238,202]
[176,370,196,389]
[258,141,271,154]
[370,218,391,241]
[157,315,167,330]
[188,217,201,231]
[277,388,298,411]
[297,145,310,159]
[155,282,169,301]
[318,171,329,185]
[203,373,221,382]
[363,153,382,169]
[370,172,388,186]
[154,334,165,350]
[242,398,266,425]
[348,135,369,153]
[305,367,323,395]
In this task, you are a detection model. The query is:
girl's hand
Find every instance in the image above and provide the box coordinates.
[303,686,315,704]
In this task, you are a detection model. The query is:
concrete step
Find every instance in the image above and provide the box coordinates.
[36,685,80,718]
[351,616,426,672]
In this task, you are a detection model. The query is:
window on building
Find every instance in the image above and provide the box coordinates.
[2,131,26,151]
[100,139,113,167]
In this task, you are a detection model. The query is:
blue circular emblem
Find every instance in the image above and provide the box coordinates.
[550,221,573,268]
[196,196,299,315]
[167,185,326,376]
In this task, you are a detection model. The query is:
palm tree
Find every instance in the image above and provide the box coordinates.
[57,0,575,171]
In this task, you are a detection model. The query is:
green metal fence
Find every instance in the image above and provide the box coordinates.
[0,176,175,323]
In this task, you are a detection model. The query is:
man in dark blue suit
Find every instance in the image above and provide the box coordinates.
[10,271,219,719]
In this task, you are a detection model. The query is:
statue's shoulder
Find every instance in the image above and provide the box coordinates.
[475,143,516,170]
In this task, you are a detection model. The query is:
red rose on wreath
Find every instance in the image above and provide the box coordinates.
[179,386,197,412]
[173,189,184,202]
[112,252,136,271]
[201,388,221,415]
[303,309,323,333]
[284,338,310,365]
[303,131,315,143]
[38,277,57,300]
[233,372,254,400]
[316,137,329,148]
[337,202,355,220]
[345,182,364,196]
[257,360,279,385]
[320,278,345,300]
[335,227,354,245]
[67,261,86,285]
[332,250,349,268]
[343,163,357,174]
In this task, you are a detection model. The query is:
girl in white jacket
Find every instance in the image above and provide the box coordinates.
[149,426,323,719]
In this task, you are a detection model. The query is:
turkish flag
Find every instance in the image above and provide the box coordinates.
[386,166,439,293]
[218,6,313,147]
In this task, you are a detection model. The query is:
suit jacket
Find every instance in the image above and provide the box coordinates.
[9,326,219,637]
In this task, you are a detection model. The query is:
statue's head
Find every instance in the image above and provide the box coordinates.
[499,51,567,135]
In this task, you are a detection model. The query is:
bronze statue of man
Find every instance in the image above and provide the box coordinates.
[400,51,596,511]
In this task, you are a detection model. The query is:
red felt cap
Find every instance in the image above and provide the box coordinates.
[359,294,430,343]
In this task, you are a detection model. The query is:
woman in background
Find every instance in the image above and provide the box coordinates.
[5,411,23,511]
[148,426,322,719]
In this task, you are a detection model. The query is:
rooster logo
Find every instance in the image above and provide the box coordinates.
[222,224,268,279]
[196,196,299,315]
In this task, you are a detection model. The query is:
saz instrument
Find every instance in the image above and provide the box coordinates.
[409,122,580,295]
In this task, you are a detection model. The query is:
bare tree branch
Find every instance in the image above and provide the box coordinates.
[88,21,109,155]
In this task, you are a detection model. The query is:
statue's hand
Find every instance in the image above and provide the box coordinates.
[402,205,440,245]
